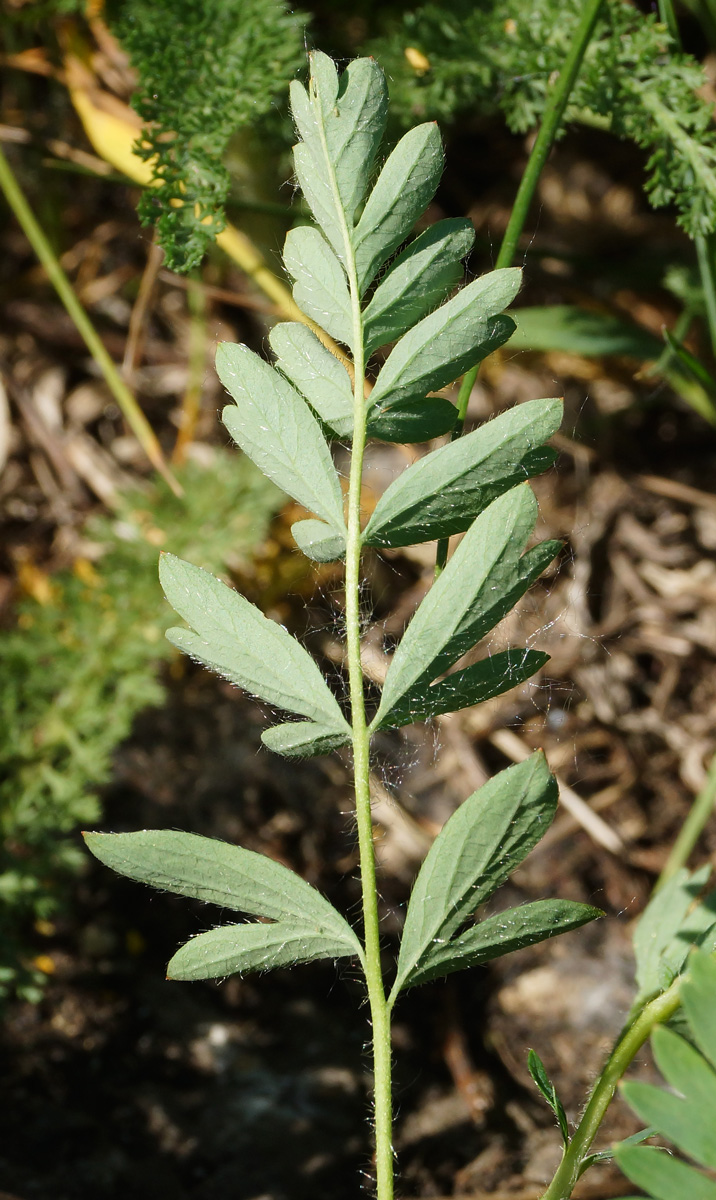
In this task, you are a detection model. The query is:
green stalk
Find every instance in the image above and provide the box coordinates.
[0,144,181,496]
[696,233,716,358]
[314,92,393,1200]
[540,975,683,1200]
[655,751,716,891]
[436,0,604,573]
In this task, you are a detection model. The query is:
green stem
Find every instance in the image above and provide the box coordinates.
[696,234,716,359]
[0,144,181,496]
[436,0,604,574]
[658,0,681,41]
[315,85,393,1200]
[655,751,716,891]
[540,976,683,1200]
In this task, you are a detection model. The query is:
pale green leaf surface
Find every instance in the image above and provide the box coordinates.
[261,720,351,758]
[366,396,457,443]
[363,218,475,354]
[367,269,521,415]
[614,1145,716,1200]
[363,397,562,547]
[660,890,716,985]
[682,950,716,1068]
[83,830,356,945]
[392,754,558,996]
[159,553,348,730]
[282,226,353,347]
[291,519,346,562]
[375,649,549,729]
[269,322,354,439]
[620,1077,716,1170]
[405,899,601,987]
[633,865,711,999]
[353,123,444,293]
[652,1025,716,1112]
[216,342,345,530]
[168,920,355,981]
[292,142,346,263]
[510,305,663,359]
[373,487,559,727]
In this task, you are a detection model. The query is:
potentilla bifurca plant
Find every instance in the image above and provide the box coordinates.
[84,53,603,1200]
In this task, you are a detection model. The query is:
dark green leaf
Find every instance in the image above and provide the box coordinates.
[168,920,357,981]
[374,649,549,729]
[363,397,562,547]
[282,227,353,347]
[527,1048,570,1144]
[614,1144,716,1200]
[159,553,349,732]
[391,754,558,997]
[367,268,521,416]
[353,123,444,293]
[291,519,346,562]
[83,830,358,947]
[406,899,602,987]
[261,721,351,758]
[366,396,458,443]
[372,487,560,730]
[216,342,346,530]
[269,322,354,439]
[363,218,475,354]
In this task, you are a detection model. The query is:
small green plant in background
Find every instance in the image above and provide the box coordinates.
[84,53,602,1200]
[0,453,281,1002]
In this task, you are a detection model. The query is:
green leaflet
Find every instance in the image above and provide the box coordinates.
[371,487,560,730]
[621,1051,716,1170]
[366,268,521,419]
[290,52,388,232]
[216,342,345,531]
[291,519,346,563]
[159,553,350,735]
[633,865,712,1001]
[353,123,444,294]
[363,397,563,547]
[652,1025,716,1111]
[510,305,663,359]
[282,227,353,348]
[269,322,354,439]
[682,947,716,1067]
[261,720,351,758]
[82,830,357,944]
[168,920,356,982]
[374,649,549,730]
[366,396,458,443]
[363,218,475,354]
[614,1146,716,1200]
[390,754,559,998]
[404,898,601,987]
[528,1049,570,1144]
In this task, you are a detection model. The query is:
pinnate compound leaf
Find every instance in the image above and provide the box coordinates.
[353,122,444,294]
[614,1145,716,1200]
[633,865,712,1001]
[375,649,549,729]
[364,397,562,548]
[261,720,351,758]
[372,487,560,730]
[366,396,457,443]
[290,53,388,232]
[168,920,357,982]
[216,343,345,531]
[366,268,521,420]
[291,519,346,562]
[159,553,349,734]
[528,1048,570,1144]
[282,227,353,347]
[406,899,602,988]
[363,218,475,354]
[269,322,354,439]
[82,830,358,947]
[391,754,558,997]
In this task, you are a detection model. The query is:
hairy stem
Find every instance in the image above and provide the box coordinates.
[436,0,604,573]
[0,143,181,496]
[540,976,683,1200]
